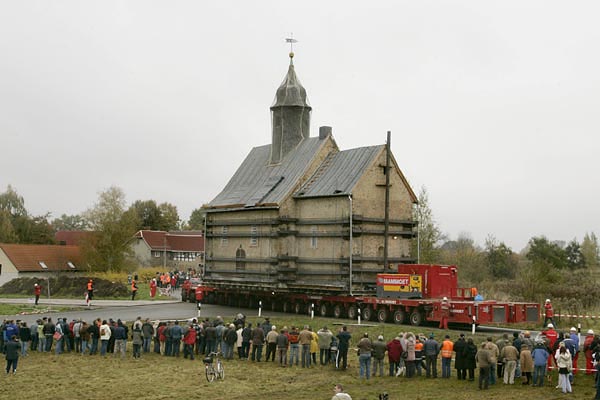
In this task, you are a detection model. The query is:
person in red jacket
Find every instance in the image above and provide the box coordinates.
[584,329,595,375]
[543,299,556,328]
[149,278,157,298]
[33,283,42,305]
[183,323,197,360]
[386,336,403,377]
[542,323,559,371]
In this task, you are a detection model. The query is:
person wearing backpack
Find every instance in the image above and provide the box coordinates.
[288,326,300,367]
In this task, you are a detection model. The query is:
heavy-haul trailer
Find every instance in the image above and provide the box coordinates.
[197,264,540,326]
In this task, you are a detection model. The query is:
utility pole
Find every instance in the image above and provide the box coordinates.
[163,234,167,270]
[383,131,391,270]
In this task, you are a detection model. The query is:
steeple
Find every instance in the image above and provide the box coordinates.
[269,52,312,164]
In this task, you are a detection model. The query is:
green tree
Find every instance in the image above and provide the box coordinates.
[157,202,180,231]
[81,186,138,272]
[484,235,517,279]
[526,236,568,269]
[0,185,25,242]
[411,186,445,263]
[187,207,207,230]
[0,185,54,244]
[0,185,27,216]
[565,239,585,269]
[14,214,55,244]
[581,232,599,268]
[51,214,89,231]
[0,210,18,243]
[128,200,180,231]
[439,233,485,284]
[129,200,160,230]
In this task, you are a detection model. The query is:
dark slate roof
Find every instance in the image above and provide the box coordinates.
[294,145,383,198]
[208,136,329,208]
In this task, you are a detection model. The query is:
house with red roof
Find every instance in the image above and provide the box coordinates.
[130,230,204,271]
[0,243,81,286]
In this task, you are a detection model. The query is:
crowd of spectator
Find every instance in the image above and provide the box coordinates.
[2,314,600,398]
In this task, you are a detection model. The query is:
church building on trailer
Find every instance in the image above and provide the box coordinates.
[203,52,418,299]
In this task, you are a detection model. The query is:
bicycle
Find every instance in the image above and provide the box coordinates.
[203,351,224,382]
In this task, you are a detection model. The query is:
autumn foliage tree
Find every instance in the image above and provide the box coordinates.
[80,186,138,272]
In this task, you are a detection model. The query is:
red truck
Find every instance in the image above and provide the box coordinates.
[198,264,539,326]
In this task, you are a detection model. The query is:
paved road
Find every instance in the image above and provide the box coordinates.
[0,297,291,325]
[0,297,535,336]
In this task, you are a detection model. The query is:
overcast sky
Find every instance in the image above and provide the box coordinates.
[1,1,598,251]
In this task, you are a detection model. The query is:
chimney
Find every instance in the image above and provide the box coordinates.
[319,126,332,140]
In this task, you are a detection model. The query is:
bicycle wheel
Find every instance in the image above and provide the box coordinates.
[217,360,225,380]
[205,366,216,382]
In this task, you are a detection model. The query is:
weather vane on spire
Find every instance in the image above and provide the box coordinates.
[285,33,298,60]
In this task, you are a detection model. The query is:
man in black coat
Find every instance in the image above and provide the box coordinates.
[336,326,351,370]
[5,335,19,375]
[453,333,467,380]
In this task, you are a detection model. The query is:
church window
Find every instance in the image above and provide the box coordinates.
[250,225,258,247]
[221,226,228,246]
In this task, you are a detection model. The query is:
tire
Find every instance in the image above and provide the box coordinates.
[205,366,216,382]
[347,305,357,320]
[392,309,406,325]
[377,308,389,323]
[362,306,374,321]
[409,310,423,326]
[206,293,215,304]
[319,303,328,317]
[333,304,343,318]
[248,297,257,309]
[217,360,225,380]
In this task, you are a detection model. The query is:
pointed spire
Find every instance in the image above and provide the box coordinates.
[269,49,312,164]
[271,62,311,109]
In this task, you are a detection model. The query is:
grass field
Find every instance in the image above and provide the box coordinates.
[0,304,74,316]
[3,311,598,400]
[4,345,597,400]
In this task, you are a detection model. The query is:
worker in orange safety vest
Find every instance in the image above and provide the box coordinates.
[441,334,454,378]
